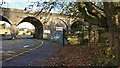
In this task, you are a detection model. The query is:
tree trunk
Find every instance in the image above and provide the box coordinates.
[108,28,119,65]
[119,13,120,66]
[104,2,120,65]
[88,24,91,46]
[107,15,119,65]
[105,14,119,65]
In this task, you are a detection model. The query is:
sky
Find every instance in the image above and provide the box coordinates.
[1,0,38,9]
[0,0,64,12]
[0,21,10,27]
[16,22,35,29]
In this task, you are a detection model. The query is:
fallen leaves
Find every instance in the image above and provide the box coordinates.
[41,45,92,66]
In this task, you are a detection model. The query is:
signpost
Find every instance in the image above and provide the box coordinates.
[43,30,50,39]
[56,27,63,31]
[43,30,50,34]
[56,27,64,46]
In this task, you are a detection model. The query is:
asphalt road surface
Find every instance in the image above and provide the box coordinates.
[2,40,62,66]
[2,36,41,52]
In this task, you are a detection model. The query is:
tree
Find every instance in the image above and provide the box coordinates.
[25,1,120,65]
[60,2,120,65]
[1,23,6,29]
[76,2,120,65]
[103,2,120,65]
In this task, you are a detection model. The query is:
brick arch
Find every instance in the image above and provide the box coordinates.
[50,18,68,28]
[55,18,69,30]
[0,15,11,25]
[17,16,43,39]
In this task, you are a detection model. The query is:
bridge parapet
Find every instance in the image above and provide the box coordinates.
[0,8,24,13]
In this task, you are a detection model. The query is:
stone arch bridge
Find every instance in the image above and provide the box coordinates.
[0,8,74,39]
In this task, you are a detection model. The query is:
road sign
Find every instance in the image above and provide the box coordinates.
[44,30,50,34]
[56,27,63,31]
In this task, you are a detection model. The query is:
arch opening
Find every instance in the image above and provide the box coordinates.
[46,18,68,45]
[43,18,67,39]
[71,20,90,45]
[71,20,89,34]
[17,17,43,39]
[0,15,11,25]
[16,22,35,39]
[47,18,67,33]
[0,15,11,39]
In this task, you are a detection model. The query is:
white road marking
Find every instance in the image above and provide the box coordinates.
[0,41,44,63]
[24,45,30,48]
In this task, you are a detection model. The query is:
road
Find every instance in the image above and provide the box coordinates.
[2,40,62,67]
[1,36,43,60]
[2,36,41,51]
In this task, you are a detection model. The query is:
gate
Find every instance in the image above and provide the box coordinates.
[48,27,66,45]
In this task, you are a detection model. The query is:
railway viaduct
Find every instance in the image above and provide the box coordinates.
[0,8,74,39]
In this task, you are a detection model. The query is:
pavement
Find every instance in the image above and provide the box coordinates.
[2,40,62,67]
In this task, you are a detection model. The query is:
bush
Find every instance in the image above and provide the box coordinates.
[67,35,80,45]
[90,46,115,66]
[31,32,35,35]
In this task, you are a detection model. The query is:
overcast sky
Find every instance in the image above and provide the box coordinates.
[1,0,39,9]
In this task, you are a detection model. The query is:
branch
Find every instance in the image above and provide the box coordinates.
[77,2,107,28]
[91,3,104,11]
[34,8,44,17]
